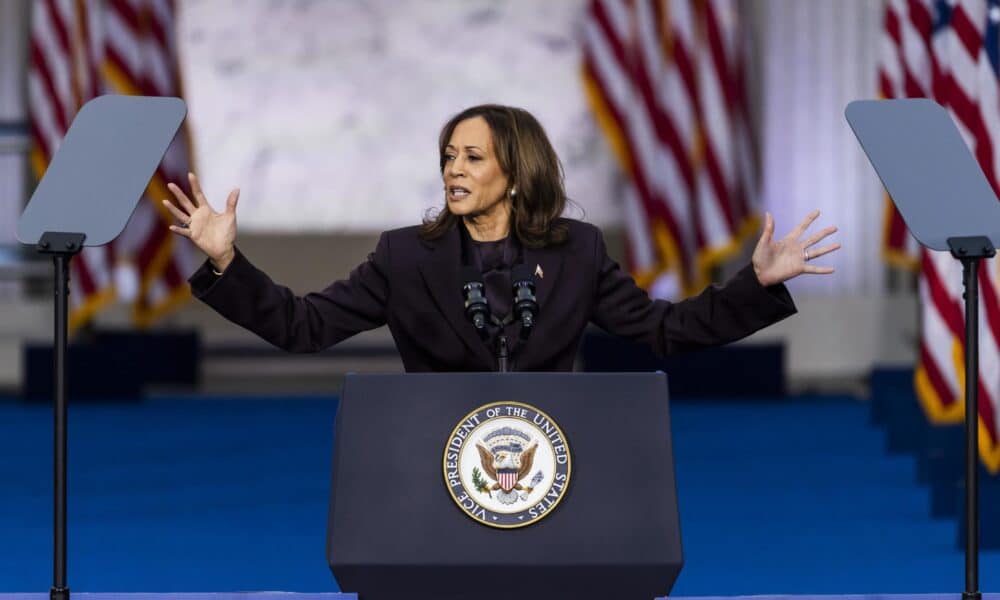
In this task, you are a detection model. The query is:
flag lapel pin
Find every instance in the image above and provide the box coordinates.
[535,264,544,279]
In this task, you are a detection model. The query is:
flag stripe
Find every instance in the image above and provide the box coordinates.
[883,0,1000,471]
[583,0,757,295]
[584,10,692,271]
[29,0,193,330]
[583,50,688,265]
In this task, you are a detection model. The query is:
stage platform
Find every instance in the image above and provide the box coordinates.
[5,396,999,594]
[3,594,998,600]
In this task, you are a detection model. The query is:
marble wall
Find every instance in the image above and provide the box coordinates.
[177,0,621,233]
[0,0,28,249]
[176,0,889,295]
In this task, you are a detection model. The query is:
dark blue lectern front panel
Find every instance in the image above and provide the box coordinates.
[327,372,682,600]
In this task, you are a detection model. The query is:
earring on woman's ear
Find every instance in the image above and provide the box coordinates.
[510,186,517,197]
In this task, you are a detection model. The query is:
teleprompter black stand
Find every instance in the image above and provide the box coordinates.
[16,95,187,600]
[37,232,84,600]
[847,98,1000,600]
[327,373,683,600]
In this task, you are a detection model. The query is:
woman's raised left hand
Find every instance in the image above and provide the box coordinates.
[752,210,840,287]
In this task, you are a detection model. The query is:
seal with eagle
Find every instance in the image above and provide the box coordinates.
[475,439,538,505]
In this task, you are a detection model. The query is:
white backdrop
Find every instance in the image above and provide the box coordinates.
[0,0,27,248]
[755,0,886,295]
[177,0,887,293]
[177,0,620,232]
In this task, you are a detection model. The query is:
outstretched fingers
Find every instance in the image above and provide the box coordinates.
[168,224,193,237]
[188,172,207,207]
[225,188,240,213]
[806,242,841,261]
[162,199,189,224]
[788,209,821,240]
[168,182,196,214]
[803,265,835,275]
[802,241,840,276]
[755,212,775,251]
[803,225,838,249]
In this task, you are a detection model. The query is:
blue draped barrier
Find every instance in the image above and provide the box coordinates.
[870,366,1000,547]
[665,597,1000,600]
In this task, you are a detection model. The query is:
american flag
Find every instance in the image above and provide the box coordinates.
[581,0,758,298]
[879,0,1000,472]
[29,0,195,330]
[878,0,934,270]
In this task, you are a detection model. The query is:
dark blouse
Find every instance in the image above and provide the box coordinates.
[459,226,523,358]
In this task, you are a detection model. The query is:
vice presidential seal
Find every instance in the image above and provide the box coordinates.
[443,401,571,528]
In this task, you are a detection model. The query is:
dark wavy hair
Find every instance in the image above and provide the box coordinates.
[419,104,568,248]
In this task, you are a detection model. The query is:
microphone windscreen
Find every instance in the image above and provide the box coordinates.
[459,265,483,285]
[511,264,535,282]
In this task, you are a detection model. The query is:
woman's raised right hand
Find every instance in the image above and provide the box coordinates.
[164,172,240,272]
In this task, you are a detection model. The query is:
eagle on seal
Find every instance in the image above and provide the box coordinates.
[476,440,538,504]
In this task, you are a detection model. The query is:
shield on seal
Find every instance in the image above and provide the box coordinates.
[497,468,518,492]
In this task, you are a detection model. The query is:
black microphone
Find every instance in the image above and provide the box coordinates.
[460,266,489,332]
[511,264,538,337]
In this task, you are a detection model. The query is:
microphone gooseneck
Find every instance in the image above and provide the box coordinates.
[459,265,489,333]
[511,264,539,339]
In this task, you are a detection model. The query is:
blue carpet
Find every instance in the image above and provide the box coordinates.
[0,395,996,594]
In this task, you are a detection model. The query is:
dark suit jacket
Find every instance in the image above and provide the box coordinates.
[189,219,796,371]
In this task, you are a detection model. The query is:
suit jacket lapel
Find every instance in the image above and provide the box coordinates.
[417,225,496,369]
[517,243,565,364]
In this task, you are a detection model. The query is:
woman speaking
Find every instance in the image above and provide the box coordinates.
[163,104,839,372]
